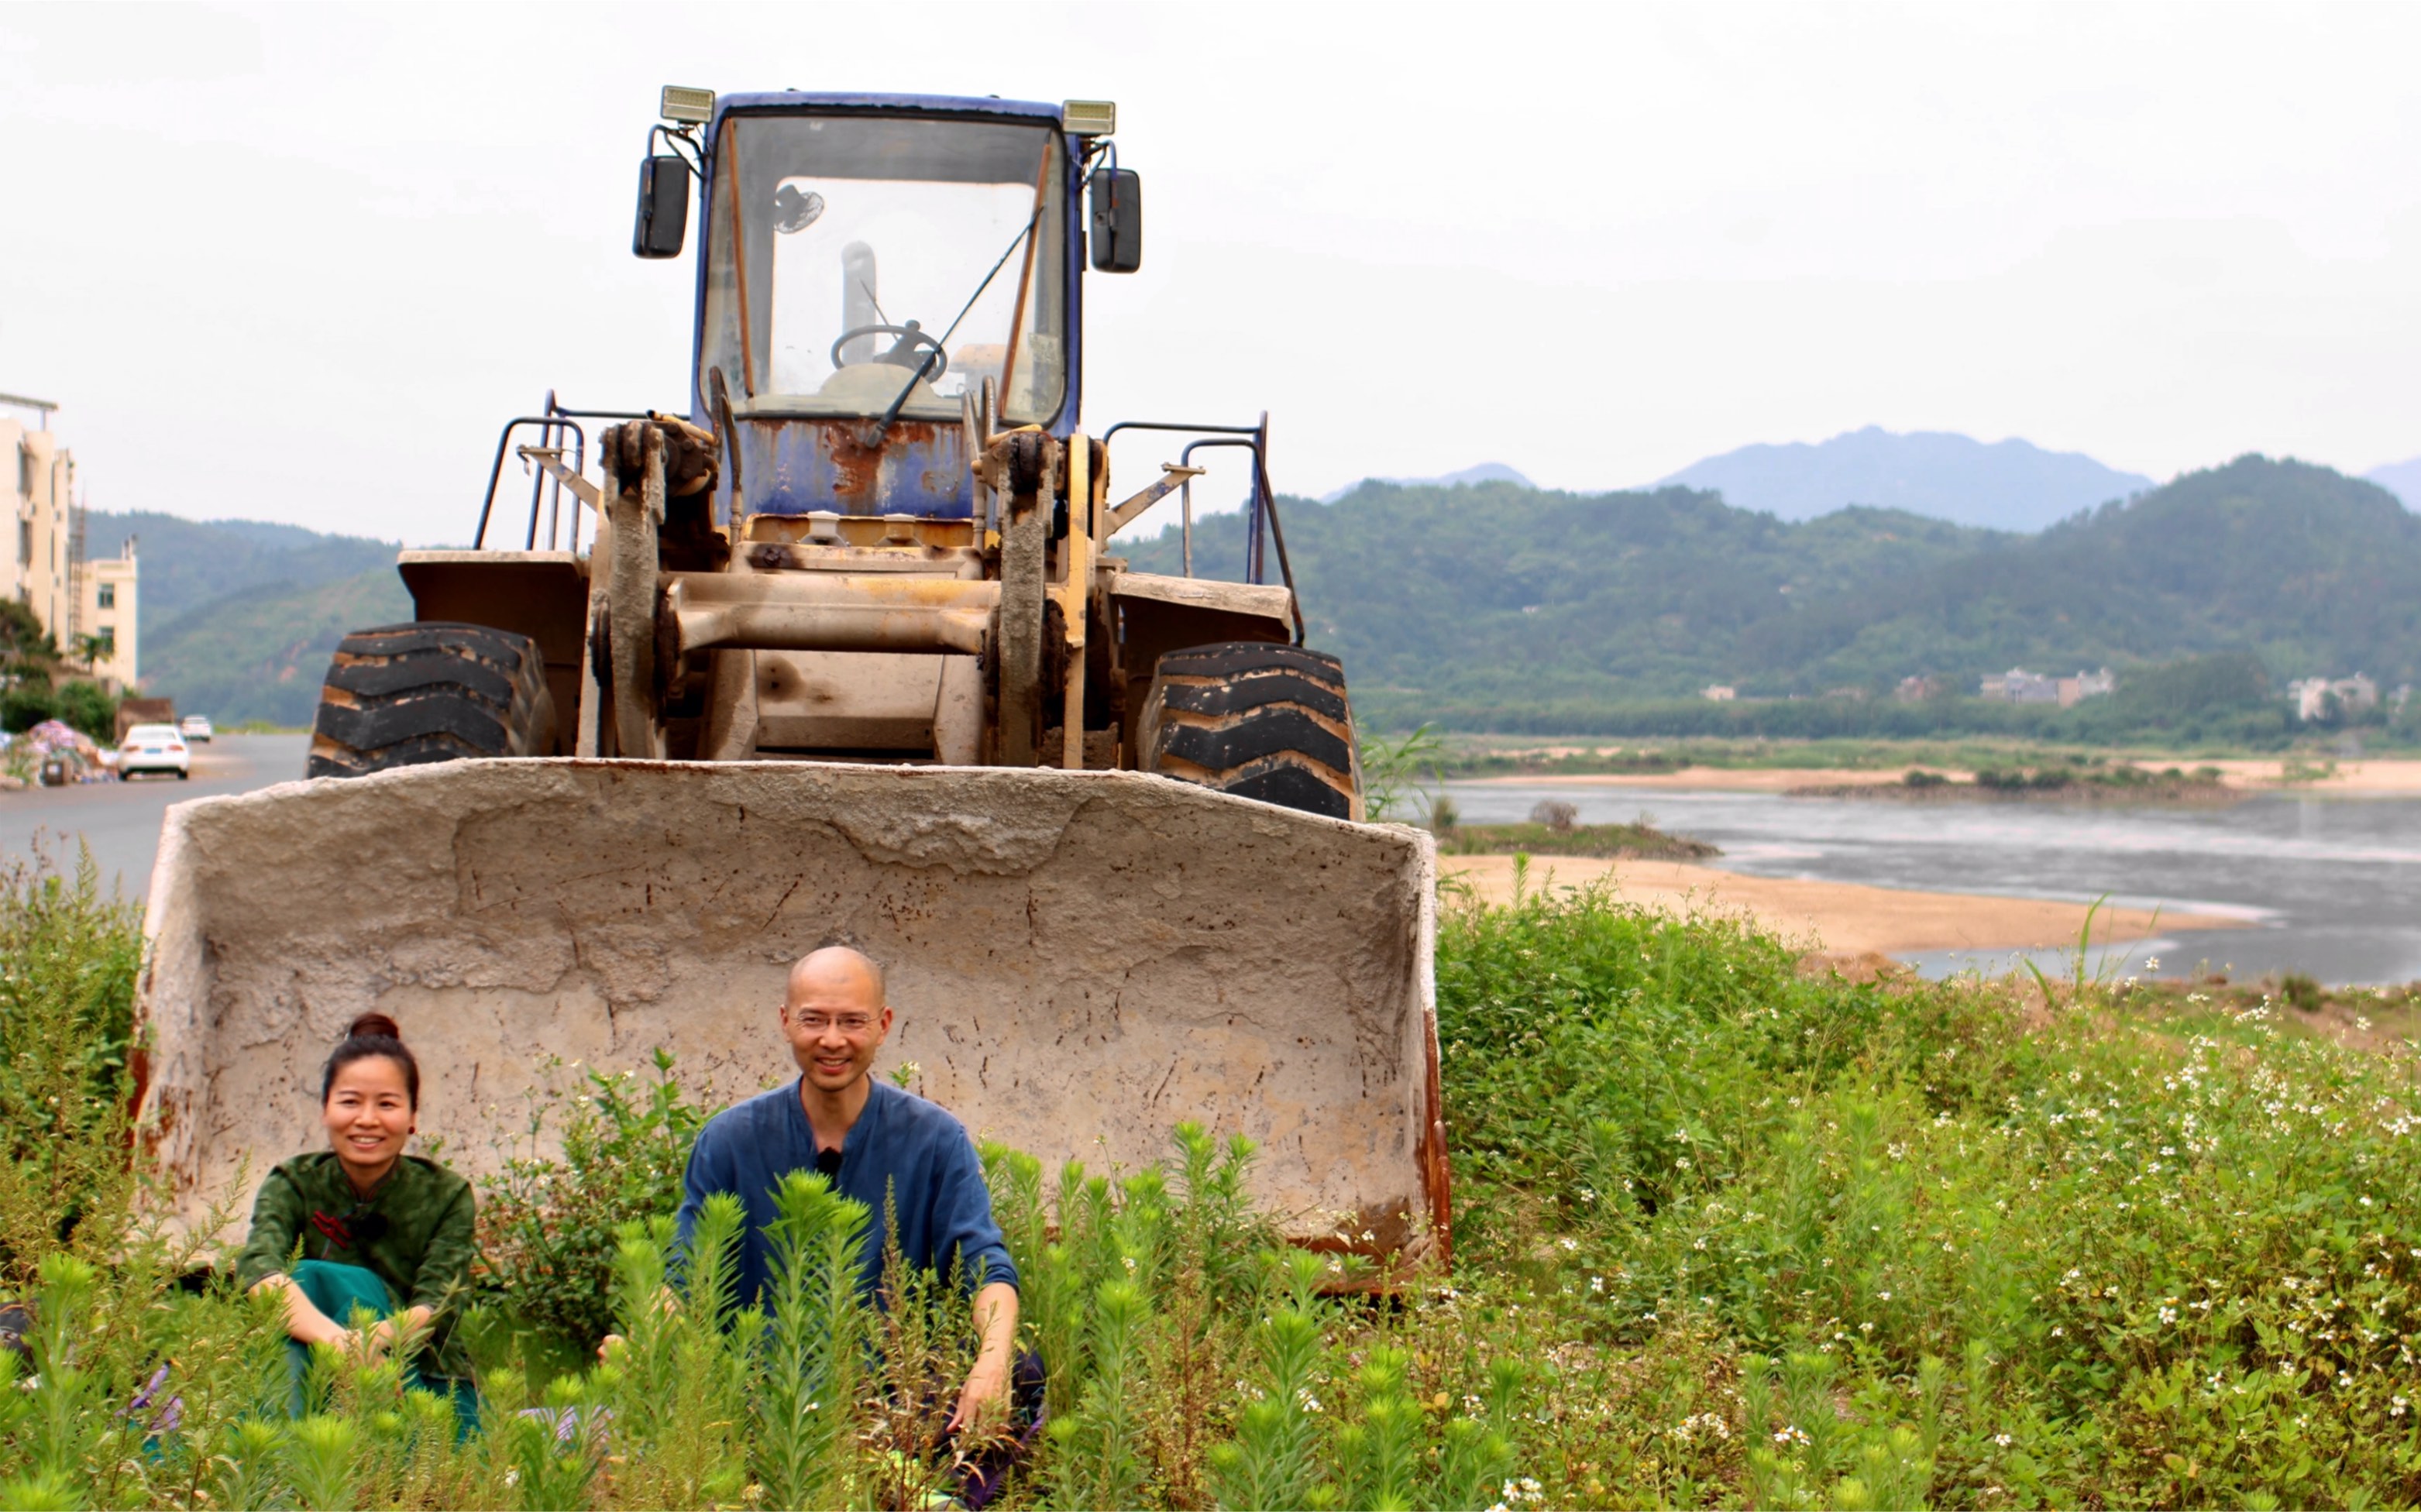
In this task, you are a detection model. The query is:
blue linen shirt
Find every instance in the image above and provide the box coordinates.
[674,1078,1017,1308]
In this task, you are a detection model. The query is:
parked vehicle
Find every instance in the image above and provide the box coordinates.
[115,698,176,744]
[179,715,214,744]
[119,723,191,780]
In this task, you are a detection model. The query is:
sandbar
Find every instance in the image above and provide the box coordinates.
[1461,758,2421,796]
[2189,758,2421,795]
[1436,854,2248,957]
[1463,766,1914,792]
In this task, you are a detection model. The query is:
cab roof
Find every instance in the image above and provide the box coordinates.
[710,92,1063,130]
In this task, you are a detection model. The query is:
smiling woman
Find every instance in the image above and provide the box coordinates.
[232,1012,480,1428]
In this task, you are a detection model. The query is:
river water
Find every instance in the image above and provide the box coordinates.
[1442,782,2421,986]
[11,750,2409,985]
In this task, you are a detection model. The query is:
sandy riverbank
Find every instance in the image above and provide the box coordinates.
[1464,766,1911,792]
[1464,758,2421,796]
[2190,758,2421,794]
[1436,854,2248,957]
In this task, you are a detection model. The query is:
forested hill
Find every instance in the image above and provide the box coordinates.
[1115,455,2421,725]
[96,455,2419,734]
[88,510,407,727]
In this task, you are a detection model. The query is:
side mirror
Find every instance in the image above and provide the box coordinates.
[1088,168,1142,273]
[632,154,689,259]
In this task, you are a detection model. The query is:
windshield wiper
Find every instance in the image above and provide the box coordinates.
[865,209,1039,446]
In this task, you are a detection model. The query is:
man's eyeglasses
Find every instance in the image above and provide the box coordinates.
[789,1012,875,1035]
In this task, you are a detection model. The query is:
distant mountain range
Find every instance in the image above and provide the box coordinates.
[1123,454,2421,729]
[91,510,406,727]
[1319,462,1533,503]
[1322,428,2169,533]
[1655,426,2155,531]
[2366,456,2421,508]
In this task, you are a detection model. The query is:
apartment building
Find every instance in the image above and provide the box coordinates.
[2,395,139,687]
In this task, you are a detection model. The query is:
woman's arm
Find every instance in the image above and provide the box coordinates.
[236,1169,348,1348]
[405,1181,479,1321]
[249,1271,351,1350]
[246,1277,428,1358]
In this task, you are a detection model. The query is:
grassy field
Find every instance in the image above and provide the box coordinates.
[2,847,2417,1507]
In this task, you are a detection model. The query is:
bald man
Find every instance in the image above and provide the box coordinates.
[672,946,1024,1438]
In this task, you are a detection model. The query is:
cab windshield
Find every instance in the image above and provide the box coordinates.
[700,114,1068,425]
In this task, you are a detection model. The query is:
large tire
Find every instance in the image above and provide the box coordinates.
[307,622,558,778]
[1137,641,1363,821]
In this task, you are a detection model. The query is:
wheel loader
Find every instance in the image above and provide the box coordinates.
[132,89,1447,1267]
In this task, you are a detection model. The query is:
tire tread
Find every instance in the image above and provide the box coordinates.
[1140,641,1360,820]
[306,620,555,778]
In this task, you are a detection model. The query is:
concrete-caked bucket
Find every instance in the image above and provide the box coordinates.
[133,761,1446,1264]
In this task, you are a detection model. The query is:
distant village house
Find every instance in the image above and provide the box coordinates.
[2289,674,2378,723]
[2,394,140,688]
[1978,667,2113,708]
[1701,684,1736,702]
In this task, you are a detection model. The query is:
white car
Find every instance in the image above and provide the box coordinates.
[179,715,214,744]
[119,723,191,780]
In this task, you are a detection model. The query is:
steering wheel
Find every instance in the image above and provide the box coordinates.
[830,323,948,382]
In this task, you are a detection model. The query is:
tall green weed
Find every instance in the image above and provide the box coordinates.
[0,844,142,1278]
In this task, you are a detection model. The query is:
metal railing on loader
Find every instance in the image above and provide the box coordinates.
[1101,414,1304,643]
[473,390,649,552]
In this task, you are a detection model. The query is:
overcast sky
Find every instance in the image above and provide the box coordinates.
[3,2,2418,545]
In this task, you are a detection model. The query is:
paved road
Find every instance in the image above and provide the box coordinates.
[0,734,311,898]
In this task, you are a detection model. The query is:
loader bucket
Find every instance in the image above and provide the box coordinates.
[133,761,1447,1266]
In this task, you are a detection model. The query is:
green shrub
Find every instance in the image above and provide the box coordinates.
[0,846,142,1279]
[0,687,53,735]
[48,683,116,746]
[1975,765,2074,791]
[473,1051,707,1350]
[1436,884,2421,1507]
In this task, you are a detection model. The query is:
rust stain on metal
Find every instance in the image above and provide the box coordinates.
[1418,1002,1454,1271]
[824,421,943,512]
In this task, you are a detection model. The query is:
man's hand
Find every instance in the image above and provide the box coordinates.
[947,1280,1020,1436]
[948,1353,1010,1436]
[596,1287,680,1359]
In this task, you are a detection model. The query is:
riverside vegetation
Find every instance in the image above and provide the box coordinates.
[1789,763,2236,805]
[1425,799,1719,861]
[5,843,2421,1507]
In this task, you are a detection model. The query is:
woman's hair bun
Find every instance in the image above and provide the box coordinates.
[345,1012,403,1043]
[322,1012,420,1109]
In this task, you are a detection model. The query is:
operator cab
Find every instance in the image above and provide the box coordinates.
[634,91,1140,525]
